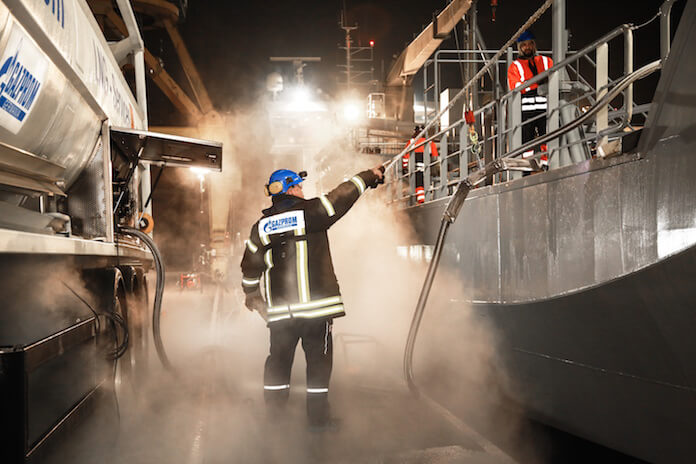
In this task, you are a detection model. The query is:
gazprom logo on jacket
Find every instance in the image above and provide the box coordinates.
[263,216,297,233]
[0,25,48,134]
[260,210,306,236]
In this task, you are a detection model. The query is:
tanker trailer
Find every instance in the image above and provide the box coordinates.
[0,1,221,462]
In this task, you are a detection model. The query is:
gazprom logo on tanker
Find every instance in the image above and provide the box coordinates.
[263,215,299,234]
[0,49,42,123]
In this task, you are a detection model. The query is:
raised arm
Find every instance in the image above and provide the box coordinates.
[309,166,383,231]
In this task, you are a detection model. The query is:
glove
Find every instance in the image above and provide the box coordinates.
[245,290,266,314]
[368,165,385,189]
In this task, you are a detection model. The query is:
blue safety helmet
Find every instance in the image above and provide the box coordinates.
[265,169,307,196]
[517,30,536,43]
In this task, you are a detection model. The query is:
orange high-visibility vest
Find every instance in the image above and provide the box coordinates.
[507,55,553,93]
[402,137,439,169]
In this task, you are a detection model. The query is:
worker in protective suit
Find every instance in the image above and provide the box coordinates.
[402,126,439,204]
[507,30,553,169]
[240,166,384,429]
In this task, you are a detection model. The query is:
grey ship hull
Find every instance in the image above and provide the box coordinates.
[406,2,696,462]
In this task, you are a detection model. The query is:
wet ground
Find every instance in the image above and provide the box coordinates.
[42,283,645,464]
[42,284,514,464]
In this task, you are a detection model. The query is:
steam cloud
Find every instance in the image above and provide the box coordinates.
[52,96,537,463]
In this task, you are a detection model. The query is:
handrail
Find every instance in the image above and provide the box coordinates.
[504,60,660,161]
[661,0,677,58]
[508,25,631,97]
[393,22,634,165]
[376,2,671,208]
[385,0,555,171]
[388,60,661,204]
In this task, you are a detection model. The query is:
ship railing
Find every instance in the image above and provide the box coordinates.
[357,141,405,156]
[353,126,408,156]
[421,48,560,127]
[388,12,672,207]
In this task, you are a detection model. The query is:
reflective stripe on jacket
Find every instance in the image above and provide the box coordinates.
[240,170,378,324]
[521,94,548,113]
[402,137,439,169]
[507,55,553,93]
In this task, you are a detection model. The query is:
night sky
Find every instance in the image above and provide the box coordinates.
[143,0,683,124]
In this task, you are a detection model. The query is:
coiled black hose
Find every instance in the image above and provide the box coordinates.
[119,226,174,372]
[62,281,129,359]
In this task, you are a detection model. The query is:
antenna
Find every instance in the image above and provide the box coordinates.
[338,10,374,92]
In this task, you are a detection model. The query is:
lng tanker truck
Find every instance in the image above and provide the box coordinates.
[0,0,221,462]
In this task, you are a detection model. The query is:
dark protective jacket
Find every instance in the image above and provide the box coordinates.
[240,169,379,324]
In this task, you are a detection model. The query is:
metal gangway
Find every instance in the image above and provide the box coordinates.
[382,0,678,207]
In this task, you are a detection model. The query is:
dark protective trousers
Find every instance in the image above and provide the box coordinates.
[415,152,425,204]
[522,106,547,177]
[403,152,425,204]
[521,88,547,149]
[264,318,333,425]
[522,109,547,146]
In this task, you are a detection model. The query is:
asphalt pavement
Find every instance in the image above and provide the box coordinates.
[46,283,516,464]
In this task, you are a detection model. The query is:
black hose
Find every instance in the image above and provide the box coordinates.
[102,311,129,359]
[62,281,125,429]
[62,281,129,359]
[119,226,174,372]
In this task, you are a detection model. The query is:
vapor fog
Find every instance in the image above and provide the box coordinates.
[0,259,98,344]
[57,96,539,463]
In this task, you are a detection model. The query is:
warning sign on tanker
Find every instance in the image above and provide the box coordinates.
[0,23,48,134]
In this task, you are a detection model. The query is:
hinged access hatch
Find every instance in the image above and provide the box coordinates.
[110,128,223,171]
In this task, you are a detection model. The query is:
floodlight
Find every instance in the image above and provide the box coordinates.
[342,102,362,122]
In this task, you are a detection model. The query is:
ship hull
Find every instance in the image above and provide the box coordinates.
[403,3,696,461]
[406,150,696,463]
[477,243,696,462]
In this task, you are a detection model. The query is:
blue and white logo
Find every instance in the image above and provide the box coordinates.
[263,215,298,233]
[259,210,306,237]
[0,51,42,122]
[0,25,48,134]
[44,0,66,29]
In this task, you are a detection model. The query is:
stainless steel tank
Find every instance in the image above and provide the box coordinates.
[0,0,145,187]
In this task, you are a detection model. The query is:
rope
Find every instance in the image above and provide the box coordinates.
[385,0,555,171]
[632,10,661,31]
[452,19,467,89]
